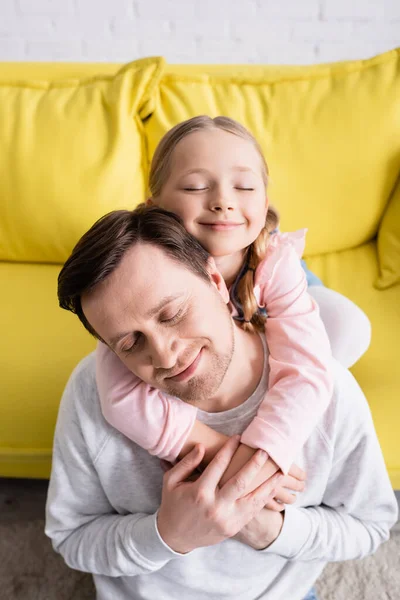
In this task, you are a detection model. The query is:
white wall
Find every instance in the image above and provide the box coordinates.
[0,0,399,64]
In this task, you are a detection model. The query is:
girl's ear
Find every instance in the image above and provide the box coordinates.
[206,257,230,304]
[146,197,154,206]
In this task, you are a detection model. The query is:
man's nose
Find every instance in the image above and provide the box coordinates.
[209,186,234,212]
[148,332,179,370]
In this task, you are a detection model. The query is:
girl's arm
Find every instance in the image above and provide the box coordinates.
[97,343,281,490]
[96,342,199,462]
[97,234,322,490]
[239,230,334,475]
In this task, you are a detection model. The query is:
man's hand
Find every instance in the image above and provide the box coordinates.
[157,435,283,554]
[233,507,284,550]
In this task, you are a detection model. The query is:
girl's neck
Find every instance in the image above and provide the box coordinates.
[213,251,246,288]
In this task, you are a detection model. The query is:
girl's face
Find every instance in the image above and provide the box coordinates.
[153,128,268,258]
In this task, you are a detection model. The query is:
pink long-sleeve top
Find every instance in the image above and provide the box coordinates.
[96,230,333,474]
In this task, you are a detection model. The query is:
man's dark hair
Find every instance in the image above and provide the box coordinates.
[58,204,210,340]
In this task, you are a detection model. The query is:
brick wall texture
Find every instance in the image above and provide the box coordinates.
[0,0,399,64]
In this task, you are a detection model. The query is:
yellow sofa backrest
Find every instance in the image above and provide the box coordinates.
[144,49,400,256]
[0,58,163,264]
[0,49,399,264]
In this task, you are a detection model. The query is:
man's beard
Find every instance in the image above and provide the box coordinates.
[162,318,235,405]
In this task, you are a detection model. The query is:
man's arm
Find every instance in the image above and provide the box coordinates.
[45,367,184,577]
[261,364,398,561]
[45,363,283,575]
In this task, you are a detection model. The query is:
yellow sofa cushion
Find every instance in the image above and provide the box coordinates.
[2,244,398,485]
[144,49,400,256]
[0,57,163,264]
[0,262,96,478]
[306,241,400,488]
[376,177,400,289]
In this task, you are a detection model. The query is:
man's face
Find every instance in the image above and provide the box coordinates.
[82,243,235,404]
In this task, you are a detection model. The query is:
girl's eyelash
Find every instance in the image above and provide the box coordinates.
[183,186,254,191]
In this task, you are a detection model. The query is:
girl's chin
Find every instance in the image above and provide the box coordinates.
[204,245,245,258]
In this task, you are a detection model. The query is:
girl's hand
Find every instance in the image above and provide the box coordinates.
[265,463,306,512]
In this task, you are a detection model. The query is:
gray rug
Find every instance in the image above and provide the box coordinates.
[1,478,399,600]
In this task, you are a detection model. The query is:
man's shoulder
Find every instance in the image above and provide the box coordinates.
[64,351,98,407]
[56,352,113,447]
[316,358,374,449]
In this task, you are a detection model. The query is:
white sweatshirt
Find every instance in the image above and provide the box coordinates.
[45,345,398,600]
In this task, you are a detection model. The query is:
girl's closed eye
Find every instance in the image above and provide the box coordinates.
[234,178,257,191]
[182,186,208,191]
[180,177,209,192]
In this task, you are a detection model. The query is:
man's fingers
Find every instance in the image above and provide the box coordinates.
[288,464,306,481]
[220,449,270,503]
[198,435,241,491]
[240,472,283,510]
[165,444,205,488]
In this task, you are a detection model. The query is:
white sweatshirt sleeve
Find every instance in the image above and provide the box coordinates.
[45,363,186,577]
[263,364,398,561]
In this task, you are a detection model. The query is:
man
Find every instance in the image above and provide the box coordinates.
[46,206,398,600]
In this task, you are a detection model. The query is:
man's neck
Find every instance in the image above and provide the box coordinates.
[200,324,265,413]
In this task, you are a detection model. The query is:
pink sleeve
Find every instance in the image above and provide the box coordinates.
[240,230,334,474]
[96,342,198,462]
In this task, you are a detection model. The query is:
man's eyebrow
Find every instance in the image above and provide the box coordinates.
[108,293,183,349]
[144,293,183,319]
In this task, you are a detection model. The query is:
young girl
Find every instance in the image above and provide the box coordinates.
[97,116,371,506]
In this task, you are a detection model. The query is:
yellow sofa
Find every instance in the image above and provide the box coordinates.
[0,49,399,486]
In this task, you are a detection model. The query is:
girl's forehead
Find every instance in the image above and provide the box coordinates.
[171,129,262,169]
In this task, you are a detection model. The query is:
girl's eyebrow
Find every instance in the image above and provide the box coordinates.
[181,166,256,176]
[232,166,257,174]
[181,168,209,176]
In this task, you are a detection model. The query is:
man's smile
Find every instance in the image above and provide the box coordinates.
[165,348,203,383]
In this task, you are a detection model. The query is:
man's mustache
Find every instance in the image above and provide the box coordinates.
[155,345,201,381]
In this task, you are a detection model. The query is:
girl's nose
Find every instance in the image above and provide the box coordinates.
[209,188,234,212]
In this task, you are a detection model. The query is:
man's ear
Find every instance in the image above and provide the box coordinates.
[206,257,230,304]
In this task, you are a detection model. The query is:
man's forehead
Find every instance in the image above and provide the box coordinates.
[82,243,194,340]
[129,243,194,282]
[101,243,197,307]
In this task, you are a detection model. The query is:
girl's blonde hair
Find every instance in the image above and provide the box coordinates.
[149,115,279,332]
